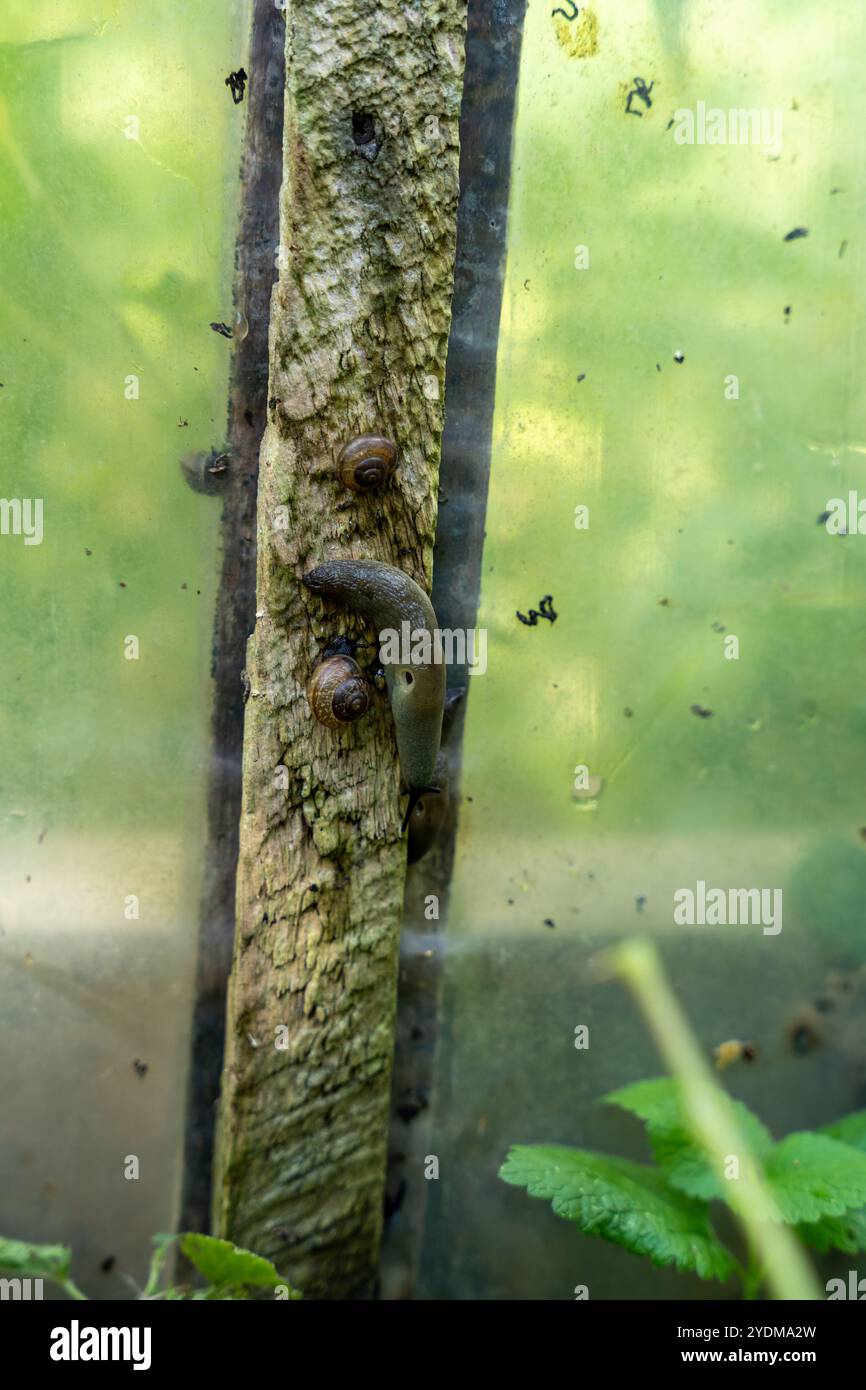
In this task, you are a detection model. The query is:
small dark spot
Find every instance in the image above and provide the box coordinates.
[814,995,834,1013]
[507,898,514,905]
[784,305,792,319]
[100,1255,116,1274]
[210,322,233,339]
[118,581,127,589]
[839,241,848,260]
[132,1059,148,1079]
[673,350,685,363]
[543,918,556,929]
[84,548,92,556]
[225,68,248,105]
[524,279,531,290]
[634,894,647,913]
[243,408,254,426]
[859,826,866,843]
[656,362,662,372]
[396,1095,427,1123]
[741,1042,757,1062]
[658,596,670,607]
[410,1026,423,1041]
[577,372,586,383]
[181,582,188,590]
[711,621,726,633]
[789,1019,821,1055]
[308,883,319,892]
[268,396,278,411]
[783,227,809,242]
[817,510,831,525]
[352,111,376,146]
[623,707,634,718]
[178,418,188,428]
[691,703,713,718]
[384,1178,407,1225]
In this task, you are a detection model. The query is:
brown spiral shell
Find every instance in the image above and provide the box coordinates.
[306,655,371,728]
[337,434,397,493]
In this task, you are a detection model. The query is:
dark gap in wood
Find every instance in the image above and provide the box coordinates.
[178,0,286,1239]
[381,0,529,1299]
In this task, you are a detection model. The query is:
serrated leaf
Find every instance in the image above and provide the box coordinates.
[500,1145,735,1281]
[764,1134,866,1223]
[603,1078,683,1130]
[820,1110,866,1153]
[797,1207,866,1255]
[179,1234,299,1295]
[604,1078,773,1199]
[0,1236,71,1281]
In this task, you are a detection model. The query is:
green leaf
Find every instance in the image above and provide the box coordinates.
[820,1110,866,1152]
[0,1236,71,1281]
[604,1078,773,1200]
[797,1207,866,1255]
[499,1145,735,1281]
[179,1234,299,1295]
[603,1078,683,1130]
[764,1134,866,1223]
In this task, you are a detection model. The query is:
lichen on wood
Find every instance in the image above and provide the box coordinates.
[213,0,467,1299]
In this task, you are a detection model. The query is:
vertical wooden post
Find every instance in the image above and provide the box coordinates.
[213,0,467,1299]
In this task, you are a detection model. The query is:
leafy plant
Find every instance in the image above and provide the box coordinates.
[0,1232,301,1301]
[500,1078,866,1297]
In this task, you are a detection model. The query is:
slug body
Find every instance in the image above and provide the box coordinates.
[303,560,445,830]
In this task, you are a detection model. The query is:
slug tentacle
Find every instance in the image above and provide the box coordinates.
[303,560,446,831]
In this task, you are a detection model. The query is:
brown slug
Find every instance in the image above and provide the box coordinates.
[302,559,445,831]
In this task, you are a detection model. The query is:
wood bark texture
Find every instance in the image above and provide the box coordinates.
[213,0,468,1300]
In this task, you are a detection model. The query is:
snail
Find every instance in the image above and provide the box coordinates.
[406,687,466,862]
[179,448,230,496]
[407,751,449,864]
[306,654,371,728]
[337,434,397,493]
[302,559,445,831]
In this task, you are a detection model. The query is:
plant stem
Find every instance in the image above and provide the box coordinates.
[611,937,821,1302]
[60,1278,88,1301]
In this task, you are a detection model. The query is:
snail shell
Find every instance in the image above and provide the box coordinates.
[307,655,371,728]
[337,434,397,493]
[180,449,230,496]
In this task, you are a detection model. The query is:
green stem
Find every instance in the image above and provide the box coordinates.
[60,1278,88,1301]
[610,937,821,1302]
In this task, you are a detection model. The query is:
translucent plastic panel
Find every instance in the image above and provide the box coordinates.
[420,0,866,1299]
[0,0,247,1296]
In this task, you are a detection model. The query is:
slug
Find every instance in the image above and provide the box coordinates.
[302,559,446,831]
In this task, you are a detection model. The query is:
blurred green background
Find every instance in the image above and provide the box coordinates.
[420,0,866,1299]
[0,0,246,1295]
